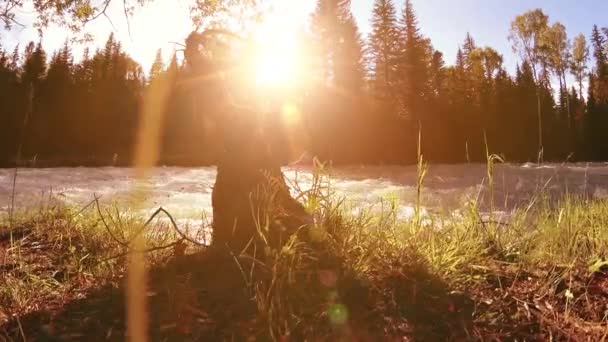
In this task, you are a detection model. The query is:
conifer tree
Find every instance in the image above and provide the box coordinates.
[368,0,399,99]
[462,32,477,72]
[311,0,364,92]
[335,13,366,94]
[149,48,165,81]
[590,25,608,103]
[397,0,428,123]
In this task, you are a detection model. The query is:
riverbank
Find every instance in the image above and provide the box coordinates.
[5,163,608,228]
[1,191,607,340]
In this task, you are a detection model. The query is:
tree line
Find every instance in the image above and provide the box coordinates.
[0,35,144,165]
[1,0,608,166]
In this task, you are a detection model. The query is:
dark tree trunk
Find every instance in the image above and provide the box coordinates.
[211,108,309,252]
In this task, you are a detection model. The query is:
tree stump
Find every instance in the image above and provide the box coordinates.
[212,113,309,252]
[185,30,310,253]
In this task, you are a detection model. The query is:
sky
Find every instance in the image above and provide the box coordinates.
[1,0,607,74]
[377,0,608,72]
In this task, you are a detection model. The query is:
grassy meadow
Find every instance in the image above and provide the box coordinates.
[1,165,608,341]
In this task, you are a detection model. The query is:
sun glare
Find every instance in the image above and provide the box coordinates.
[254,41,299,86]
[251,6,304,87]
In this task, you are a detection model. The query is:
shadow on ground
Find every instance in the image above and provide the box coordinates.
[1,247,475,341]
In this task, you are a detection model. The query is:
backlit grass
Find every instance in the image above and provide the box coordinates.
[1,170,608,340]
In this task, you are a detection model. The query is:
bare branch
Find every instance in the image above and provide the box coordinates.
[1,0,26,29]
[123,0,132,39]
[83,0,113,24]
[94,195,129,248]
[159,207,209,246]
[98,241,180,264]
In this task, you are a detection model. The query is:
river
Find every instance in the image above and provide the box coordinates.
[2,163,608,221]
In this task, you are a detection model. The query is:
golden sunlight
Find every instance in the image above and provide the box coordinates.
[127,1,191,70]
[253,40,299,86]
[251,5,305,87]
[282,102,302,126]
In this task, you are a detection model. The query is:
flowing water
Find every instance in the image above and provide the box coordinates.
[2,163,608,221]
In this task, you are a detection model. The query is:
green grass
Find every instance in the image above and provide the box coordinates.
[1,170,608,340]
[0,201,192,322]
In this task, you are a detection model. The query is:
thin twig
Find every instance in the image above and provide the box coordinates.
[0,0,25,29]
[15,314,25,342]
[77,0,118,31]
[154,207,208,246]
[83,0,113,24]
[103,11,117,31]
[72,197,98,219]
[94,200,207,248]
[127,207,166,243]
[93,195,129,248]
[99,241,181,264]
[228,245,252,288]
[123,0,132,39]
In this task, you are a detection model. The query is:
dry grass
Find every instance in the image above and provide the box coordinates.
[1,170,608,341]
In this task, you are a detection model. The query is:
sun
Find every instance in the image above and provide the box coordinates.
[250,6,305,87]
[253,39,299,86]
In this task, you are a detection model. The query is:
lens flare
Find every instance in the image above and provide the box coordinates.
[281,102,301,126]
[328,303,349,326]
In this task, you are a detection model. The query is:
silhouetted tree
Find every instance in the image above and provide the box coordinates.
[509,9,549,157]
[397,0,428,124]
[368,0,400,100]
[2,2,608,169]
[585,26,608,160]
[149,48,164,82]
